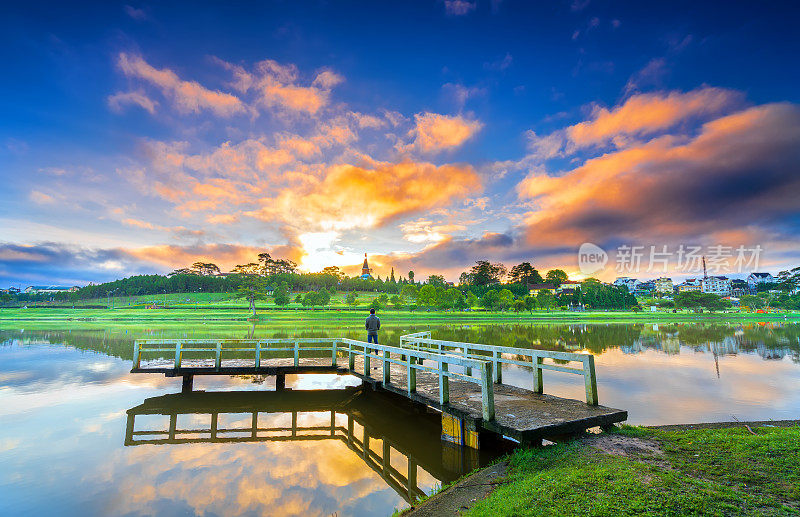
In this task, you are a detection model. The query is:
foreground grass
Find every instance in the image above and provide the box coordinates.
[467,425,800,516]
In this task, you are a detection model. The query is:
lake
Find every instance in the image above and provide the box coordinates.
[1,321,799,516]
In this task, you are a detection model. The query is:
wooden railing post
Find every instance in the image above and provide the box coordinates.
[215,341,222,370]
[439,361,449,405]
[133,342,140,369]
[583,355,599,405]
[332,340,338,367]
[364,346,370,376]
[174,341,182,369]
[407,356,416,393]
[255,341,261,368]
[481,362,495,421]
[532,354,543,393]
[383,350,390,385]
[348,342,355,370]
[464,347,472,376]
[492,349,502,384]
[294,341,299,367]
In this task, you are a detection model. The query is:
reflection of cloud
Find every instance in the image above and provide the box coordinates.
[113,437,392,516]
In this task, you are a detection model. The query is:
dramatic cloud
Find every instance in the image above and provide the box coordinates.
[117,53,247,117]
[566,87,741,148]
[0,242,303,285]
[382,231,517,279]
[107,90,158,114]
[251,160,482,232]
[125,243,303,270]
[517,103,800,249]
[403,112,482,153]
[523,88,743,161]
[399,219,468,243]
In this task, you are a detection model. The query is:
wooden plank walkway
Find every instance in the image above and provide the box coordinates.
[134,346,627,444]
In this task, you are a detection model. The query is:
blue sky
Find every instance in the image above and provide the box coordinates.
[2,0,800,287]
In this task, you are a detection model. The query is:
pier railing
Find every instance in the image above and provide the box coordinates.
[133,337,496,420]
[399,333,598,405]
[134,338,341,370]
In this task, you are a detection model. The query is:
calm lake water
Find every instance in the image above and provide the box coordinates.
[2,321,799,516]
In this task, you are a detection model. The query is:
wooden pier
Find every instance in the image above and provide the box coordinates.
[131,334,627,447]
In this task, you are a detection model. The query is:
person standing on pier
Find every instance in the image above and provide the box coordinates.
[365,308,381,344]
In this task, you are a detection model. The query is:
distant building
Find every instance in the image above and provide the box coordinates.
[360,254,373,280]
[654,277,673,293]
[730,279,751,297]
[557,280,581,293]
[24,285,79,294]
[613,277,640,293]
[702,276,732,296]
[527,282,557,295]
[747,272,775,289]
[676,278,702,292]
[634,281,656,296]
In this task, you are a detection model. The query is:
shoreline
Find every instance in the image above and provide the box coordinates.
[1,306,797,323]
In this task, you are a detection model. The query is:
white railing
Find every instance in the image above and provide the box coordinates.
[399,333,598,405]
[133,338,496,420]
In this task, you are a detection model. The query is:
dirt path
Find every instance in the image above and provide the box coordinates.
[404,461,509,517]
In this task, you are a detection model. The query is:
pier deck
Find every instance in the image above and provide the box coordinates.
[132,335,627,445]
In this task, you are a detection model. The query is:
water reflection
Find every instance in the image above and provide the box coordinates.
[124,387,496,505]
[3,321,799,363]
[2,322,800,514]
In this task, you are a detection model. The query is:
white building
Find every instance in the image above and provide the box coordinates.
[24,285,78,294]
[747,272,774,289]
[702,276,732,296]
[676,278,702,292]
[613,277,640,293]
[654,277,673,293]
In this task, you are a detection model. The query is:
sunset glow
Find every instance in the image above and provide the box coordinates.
[2,2,799,285]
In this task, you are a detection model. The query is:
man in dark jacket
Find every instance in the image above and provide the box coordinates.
[365,308,381,344]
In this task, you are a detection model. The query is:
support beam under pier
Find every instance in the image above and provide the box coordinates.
[181,375,193,393]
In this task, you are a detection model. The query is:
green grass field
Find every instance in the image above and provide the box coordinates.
[466,424,800,516]
[4,290,799,322]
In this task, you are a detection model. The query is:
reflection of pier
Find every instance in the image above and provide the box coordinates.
[124,387,488,504]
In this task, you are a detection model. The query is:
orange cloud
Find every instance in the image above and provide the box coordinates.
[125,243,303,271]
[117,53,246,117]
[567,87,740,148]
[517,102,800,248]
[405,112,482,153]
[216,58,343,115]
[254,160,482,232]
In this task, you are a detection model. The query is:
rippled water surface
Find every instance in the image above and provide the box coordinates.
[1,321,799,516]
